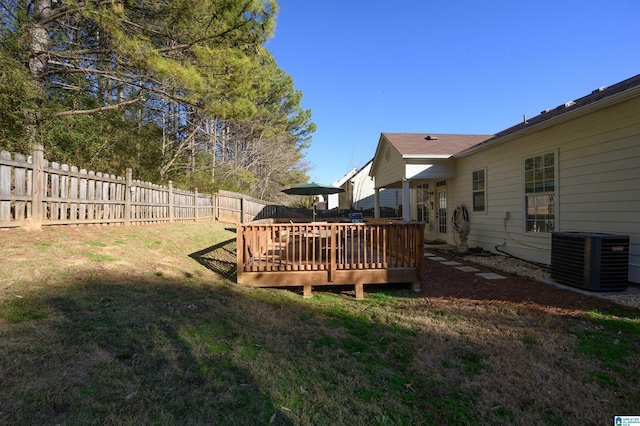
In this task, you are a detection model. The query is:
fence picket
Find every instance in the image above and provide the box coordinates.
[79,169,87,220]
[14,154,27,221]
[101,174,109,220]
[60,164,69,220]
[50,162,60,220]
[26,157,33,220]
[87,171,96,220]
[69,166,78,220]
[0,151,11,223]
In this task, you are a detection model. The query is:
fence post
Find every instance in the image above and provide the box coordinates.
[240,196,245,224]
[213,193,218,221]
[168,180,174,222]
[124,168,132,226]
[29,145,44,229]
[194,188,199,222]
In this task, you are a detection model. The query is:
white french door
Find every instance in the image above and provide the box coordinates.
[437,189,447,237]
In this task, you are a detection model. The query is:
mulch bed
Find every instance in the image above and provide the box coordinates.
[419,254,633,314]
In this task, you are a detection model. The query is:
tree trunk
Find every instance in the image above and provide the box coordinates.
[28,0,52,87]
[24,0,52,147]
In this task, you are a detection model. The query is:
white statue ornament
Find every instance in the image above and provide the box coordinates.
[452,205,470,253]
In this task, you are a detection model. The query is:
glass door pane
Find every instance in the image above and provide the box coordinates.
[437,190,447,235]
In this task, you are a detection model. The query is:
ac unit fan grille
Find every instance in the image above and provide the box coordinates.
[551,232,629,292]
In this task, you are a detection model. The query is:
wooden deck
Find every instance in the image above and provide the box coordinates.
[236,221,424,298]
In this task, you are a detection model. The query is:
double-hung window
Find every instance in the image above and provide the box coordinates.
[472,169,486,213]
[525,151,556,232]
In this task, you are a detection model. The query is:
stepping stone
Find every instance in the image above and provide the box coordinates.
[428,256,447,261]
[476,272,506,280]
[424,252,437,257]
[441,261,462,266]
[456,266,480,272]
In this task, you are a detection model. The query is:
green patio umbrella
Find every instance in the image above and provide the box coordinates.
[282,182,345,196]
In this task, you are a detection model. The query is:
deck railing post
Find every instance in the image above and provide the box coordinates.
[329,224,337,282]
[236,225,245,284]
[414,223,424,291]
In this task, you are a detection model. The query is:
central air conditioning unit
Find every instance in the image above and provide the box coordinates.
[551,232,629,291]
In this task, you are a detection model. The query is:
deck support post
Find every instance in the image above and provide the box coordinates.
[354,283,364,300]
[303,284,313,298]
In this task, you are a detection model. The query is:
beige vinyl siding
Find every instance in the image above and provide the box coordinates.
[451,145,536,258]
[453,94,640,283]
[372,144,406,189]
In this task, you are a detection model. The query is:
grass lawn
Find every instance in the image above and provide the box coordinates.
[1,221,639,425]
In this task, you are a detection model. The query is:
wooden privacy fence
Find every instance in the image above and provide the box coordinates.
[236,221,425,299]
[0,145,214,228]
[216,190,311,224]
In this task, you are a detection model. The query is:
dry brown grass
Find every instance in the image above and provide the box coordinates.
[0,222,638,425]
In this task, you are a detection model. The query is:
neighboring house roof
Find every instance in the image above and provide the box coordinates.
[357,158,374,172]
[331,167,359,188]
[456,73,640,157]
[381,133,492,158]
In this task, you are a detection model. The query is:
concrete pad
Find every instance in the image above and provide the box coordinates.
[476,272,506,280]
[456,266,480,272]
[441,261,462,266]
[428,256,447,261]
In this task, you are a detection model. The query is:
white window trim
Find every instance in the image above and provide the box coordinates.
[472,167,488,214]
[522,149,559,234]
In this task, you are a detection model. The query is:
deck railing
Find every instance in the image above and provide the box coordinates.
[237,221,424,298]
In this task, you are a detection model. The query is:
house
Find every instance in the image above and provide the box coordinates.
[369,74,640,284]
[351,160,402,215]
[327,167,358,210]
[369,133,492,226]
[330,161,401,216]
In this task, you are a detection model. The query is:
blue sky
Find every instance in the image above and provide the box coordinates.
[266,1,640,186]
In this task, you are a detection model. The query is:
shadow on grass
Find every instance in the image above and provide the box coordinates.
[3,267,638,425]
[1,273,294,425]
[0,270,471,425]
[189,238,238,280]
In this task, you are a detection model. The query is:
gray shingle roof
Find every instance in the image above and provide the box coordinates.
[495,73,640,138]
[381,133,492,157]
